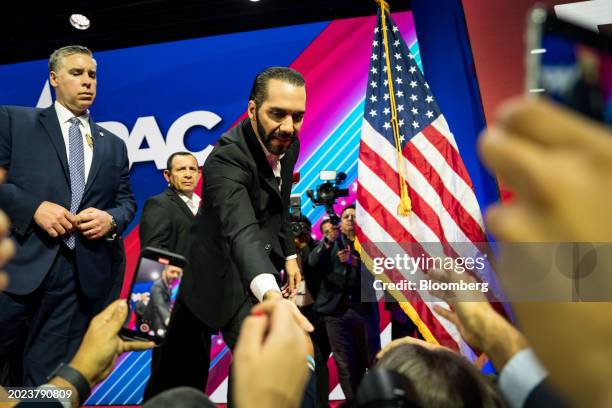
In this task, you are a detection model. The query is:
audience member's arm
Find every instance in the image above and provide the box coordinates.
[1,301,153,408]
[479,99,612,407]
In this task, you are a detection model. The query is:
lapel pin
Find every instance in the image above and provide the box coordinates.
[85,133,94,148]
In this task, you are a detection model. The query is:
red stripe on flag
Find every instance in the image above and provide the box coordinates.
[359,142,447,242]
[403,140,485,243]
[421,125,474,189]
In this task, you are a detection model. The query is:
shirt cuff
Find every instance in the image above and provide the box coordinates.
[250,273,281,302]
[498,348,548,408]
[285,254,298,261]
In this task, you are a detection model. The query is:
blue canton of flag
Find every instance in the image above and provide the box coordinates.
[365,12,441,146]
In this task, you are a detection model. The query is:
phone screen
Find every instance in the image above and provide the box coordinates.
[122,255,183,343]
[527,9,612,125]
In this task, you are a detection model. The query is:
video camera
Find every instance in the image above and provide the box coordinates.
[289,195,309,239]
[306,170,349,225]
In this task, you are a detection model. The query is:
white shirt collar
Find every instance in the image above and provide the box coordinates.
[177,191,201,214]
[54,101,89,126]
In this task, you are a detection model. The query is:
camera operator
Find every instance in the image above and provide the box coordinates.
[291,215,332,408]
[308,205,380,403]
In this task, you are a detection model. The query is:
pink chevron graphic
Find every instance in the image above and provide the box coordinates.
[118,11,416,401]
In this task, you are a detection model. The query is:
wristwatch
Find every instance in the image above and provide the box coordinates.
[109,215,117,231]
[47,362,91,406]
[107,215,118,240]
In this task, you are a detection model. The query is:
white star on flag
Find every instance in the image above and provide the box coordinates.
[369,109,377,117]
[383,122,391,130]
[409,81,417,88]
[395,77,403,85]
[411,107,418,115]
[410,94,418,101]
[426,95,433,103]
[397,104,404,112]
[369,95,378,103]
[425,110,434,118]
[370,81,377,88]
[409,66,417,74]
[396,90,404,97]
[411,120,419,128]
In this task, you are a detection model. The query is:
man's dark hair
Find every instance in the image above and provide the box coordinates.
[376,344,505,408]
[320,219,332,234]
[166,151,197,172]
[249,67,305,107]
[341,204,356,217]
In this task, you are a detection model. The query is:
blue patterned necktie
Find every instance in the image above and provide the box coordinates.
[64,117,86,249]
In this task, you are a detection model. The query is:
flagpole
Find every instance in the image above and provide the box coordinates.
[374,0,412,216]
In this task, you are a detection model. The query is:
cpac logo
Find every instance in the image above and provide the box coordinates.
[37,81,219,170]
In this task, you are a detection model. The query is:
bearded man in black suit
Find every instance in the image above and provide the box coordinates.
[144,67,313,401]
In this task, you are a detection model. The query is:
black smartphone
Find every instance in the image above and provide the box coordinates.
[525,6,612,125]
[120,247,187,345]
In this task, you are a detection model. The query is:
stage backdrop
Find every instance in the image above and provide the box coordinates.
[0,8,495,404]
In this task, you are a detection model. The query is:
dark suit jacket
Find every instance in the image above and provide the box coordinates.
[180,119,298,329]
[524,380,569,408]
[139,187,196,257]
[309,234,377,316]
[148,279,172,334]
[0,105,136,304]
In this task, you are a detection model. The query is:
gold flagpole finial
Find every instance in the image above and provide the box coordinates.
[374,0,390,10]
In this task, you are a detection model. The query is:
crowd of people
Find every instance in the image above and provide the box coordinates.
[1,41,611,408]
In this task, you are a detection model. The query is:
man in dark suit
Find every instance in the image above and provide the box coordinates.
[139,151,201,254]
[309,205,380,403]
[0,45,135,386]
[144,67,313,400]
[140,151,199,400]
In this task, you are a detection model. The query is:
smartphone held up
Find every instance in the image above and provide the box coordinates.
[120,247,187,345]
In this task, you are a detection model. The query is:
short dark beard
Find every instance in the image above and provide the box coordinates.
[255,109,297,156]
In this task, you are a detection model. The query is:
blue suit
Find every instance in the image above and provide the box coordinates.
[0,104,136,386]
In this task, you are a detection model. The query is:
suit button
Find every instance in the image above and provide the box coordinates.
[264,243,272,252]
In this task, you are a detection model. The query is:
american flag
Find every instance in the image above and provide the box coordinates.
[356,9,488,351]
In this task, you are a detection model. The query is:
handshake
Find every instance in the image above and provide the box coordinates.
[33,201,115,240]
